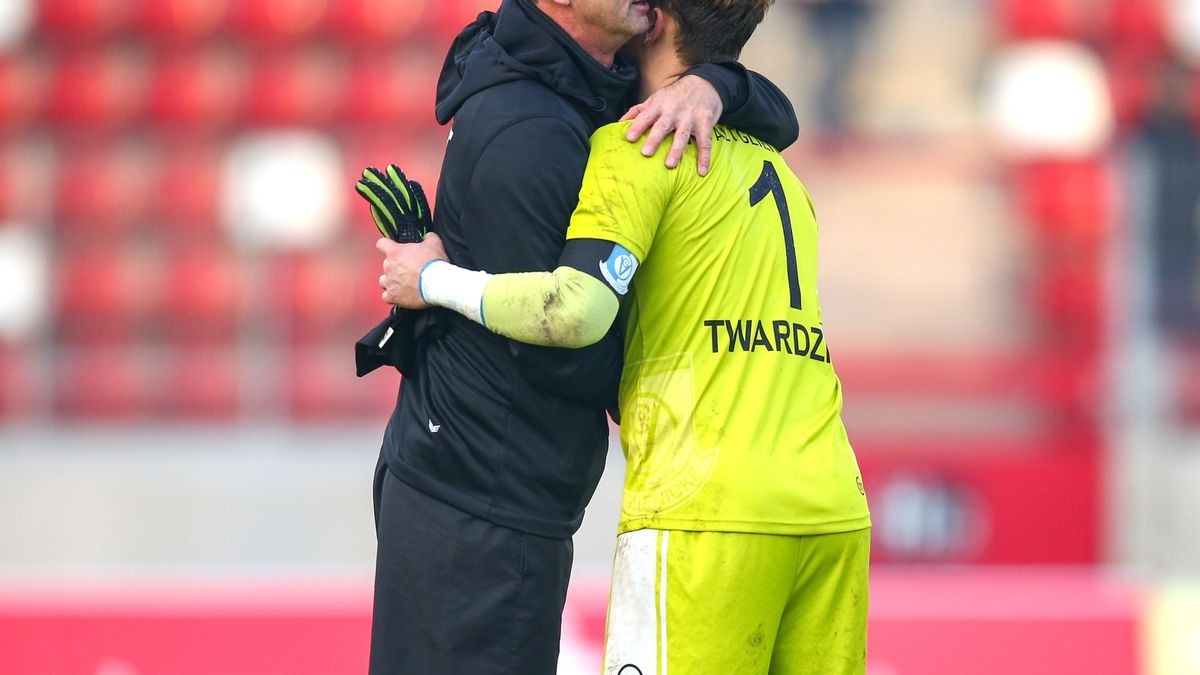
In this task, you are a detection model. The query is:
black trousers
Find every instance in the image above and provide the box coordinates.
[369,458,573,674]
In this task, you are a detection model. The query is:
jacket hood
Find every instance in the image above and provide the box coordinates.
[435,0,637,127]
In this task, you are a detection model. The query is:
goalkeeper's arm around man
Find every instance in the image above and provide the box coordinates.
[376,232,624,349]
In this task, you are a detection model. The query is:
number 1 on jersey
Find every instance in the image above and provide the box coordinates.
[749,160,802,311]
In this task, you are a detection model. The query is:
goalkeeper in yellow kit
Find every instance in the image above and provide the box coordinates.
[374,1,870,672]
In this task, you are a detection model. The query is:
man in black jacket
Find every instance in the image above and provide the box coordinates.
[369,1,799,672]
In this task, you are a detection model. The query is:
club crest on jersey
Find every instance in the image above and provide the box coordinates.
[600,244,638,295]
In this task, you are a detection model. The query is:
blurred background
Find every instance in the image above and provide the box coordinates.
[0,0,1198,672]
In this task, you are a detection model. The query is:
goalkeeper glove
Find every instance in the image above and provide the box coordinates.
[353,164,440,377]
[355,164,431,244]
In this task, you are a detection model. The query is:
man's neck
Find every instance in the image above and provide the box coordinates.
[638,54,689,99]
[535,3,622,67]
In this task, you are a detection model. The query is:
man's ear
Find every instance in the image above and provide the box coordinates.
[644,8,665,43]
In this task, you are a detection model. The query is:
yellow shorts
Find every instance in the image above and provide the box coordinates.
[603,528,870,675]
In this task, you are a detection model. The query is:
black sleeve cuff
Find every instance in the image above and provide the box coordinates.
[685,62,799,151]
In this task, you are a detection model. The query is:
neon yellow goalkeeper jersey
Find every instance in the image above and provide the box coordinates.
[567,122,871,536]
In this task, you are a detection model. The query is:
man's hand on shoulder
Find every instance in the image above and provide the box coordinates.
[378,233,448,309]
[621,74,720,177]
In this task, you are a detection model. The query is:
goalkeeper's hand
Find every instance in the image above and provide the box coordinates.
[355,164,431,244]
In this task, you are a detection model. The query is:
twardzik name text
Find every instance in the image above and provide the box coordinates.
[703,319,830,362]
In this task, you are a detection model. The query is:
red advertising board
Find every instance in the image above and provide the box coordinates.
[0,570,1141,675]
[857,440,1102,564]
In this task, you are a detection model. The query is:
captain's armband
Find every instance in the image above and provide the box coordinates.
[559,238,641,297]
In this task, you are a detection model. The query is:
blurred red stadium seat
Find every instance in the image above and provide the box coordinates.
[429,0,497,39]
[160,246,242,345]
[330,0,427,46]
[163,347,241,420]
[132,0,230,43]
[0,344,33,420]
[1105,53,1158,131]
[270,252,366,344]
[244,49,347,127]
[0,56,49,133]
[1103,0,1167,59]
[1010,159,1115,236]
[341,51,440,127]
[1007,157,1111,383]
[53,347,158,420]
[56,246,159,344]
[46,49,149,130]
[0,152,14,223]
[229,0,330,45]
[282,347,395,421]
[148,48,249,131]
[0,345,8,417]
[0,140,54,224]
[38,0,136,40]
[1032,257,1105,333]
[152,142,223,236]
[55,142,158,237]
[994,0,1096,41]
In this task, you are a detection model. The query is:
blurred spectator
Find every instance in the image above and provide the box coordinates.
[794,0,877,136]
[1135,61,1200,338]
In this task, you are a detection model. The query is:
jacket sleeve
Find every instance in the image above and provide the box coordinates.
[458,116,624,407]
[687,61,800,150]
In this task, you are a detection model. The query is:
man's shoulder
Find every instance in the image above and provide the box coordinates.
[459,80,590,134]
[448,83,593,170]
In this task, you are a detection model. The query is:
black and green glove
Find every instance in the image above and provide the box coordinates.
[353,164,442,378]
[355,164,431,244]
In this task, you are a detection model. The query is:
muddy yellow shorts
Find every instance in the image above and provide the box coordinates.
[603,527,870,675]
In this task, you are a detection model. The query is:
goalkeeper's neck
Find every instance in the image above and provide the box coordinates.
[632,8,692,100]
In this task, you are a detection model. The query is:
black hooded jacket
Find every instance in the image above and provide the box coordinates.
[382,0,800,538]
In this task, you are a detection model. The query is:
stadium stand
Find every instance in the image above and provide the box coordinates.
[4,1,470,426]
[5,2,1200,672]
[151,140,224,237]
[159,244,242,345]
[0,0,1197,565]
[54,140,158,237]
[133,0,229,44]
[52,345,157,420]
[0,54,48,132]
[161,345,242,420]
[54,244,156,345]
[147,47,250,132]
[996,0,1097,41]
[46,47,149,131]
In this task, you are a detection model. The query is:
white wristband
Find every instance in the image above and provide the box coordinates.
[419,260,492,325]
